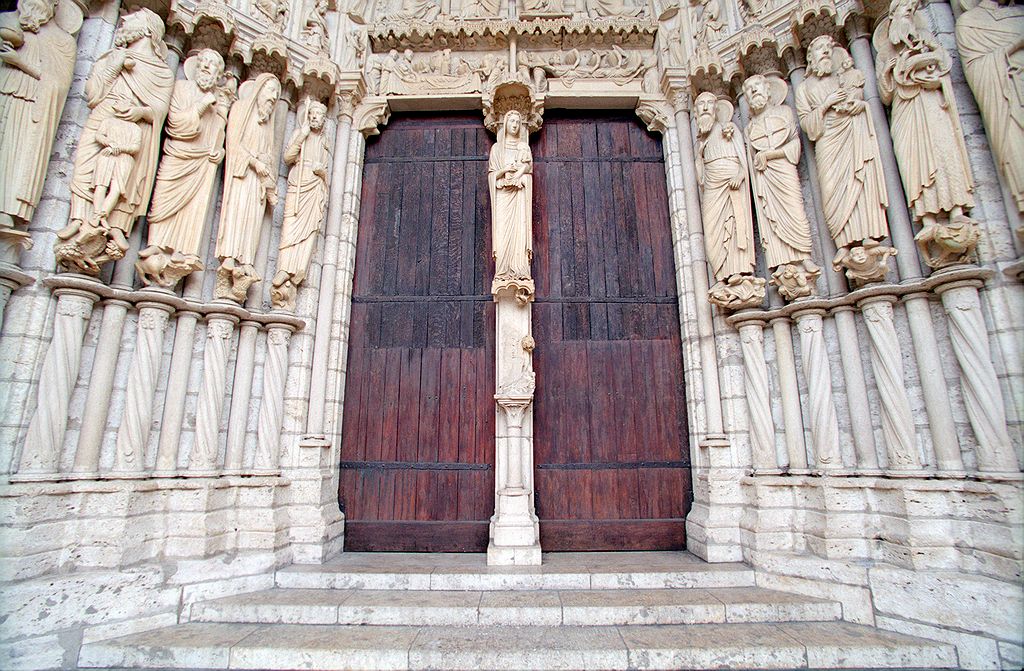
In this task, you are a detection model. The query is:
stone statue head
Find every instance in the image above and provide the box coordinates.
[503,110,523,141]
[17,0,56,32]
[806,34,836,77]
[256,77,281,123]
[695,91,717,134]
[743,75,769,114]
[307,100,328,130]
[189,48,225,92]
[114,8,166,58]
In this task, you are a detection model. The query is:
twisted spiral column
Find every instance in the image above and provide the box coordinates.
[736,319,779,473]
[859,297,920,472]
[936,280,1018,474]
[189,312,238,476]
[255,325,293,473]
[17,287,99,479]
[793,310,842,472]
[113,299,174,475]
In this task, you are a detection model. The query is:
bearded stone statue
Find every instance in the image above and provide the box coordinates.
[139,49,233,289]
[694,91,764,310]
[0,0,78,258]
[55,8,174,274]
[796,35,894,286]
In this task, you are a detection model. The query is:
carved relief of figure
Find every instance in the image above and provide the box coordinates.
[796,35,894,286]
[694,92,763,309]
[214,73,281,303]
[693,0,724,45]
[138,49,232,289]
[390,0,441,22]
[956,0,1023,213]
[255,0,289,32]
[489,110,533,300]
[462,0,502,18]
[522,0,565,14]
[302,0,330,54]
[743,74,820,300]
[874,0,977,267]
[0,0,77,235]
[55,8,174,273]
[586,0,642,17]
[271,100,330,311]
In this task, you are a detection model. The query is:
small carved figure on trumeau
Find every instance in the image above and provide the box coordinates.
[489,110,534,301]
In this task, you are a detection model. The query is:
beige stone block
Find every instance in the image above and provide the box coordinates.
[619,622,805,669]
[339,590,482,625]
[231,624,417,670]
[181,573,274,606]
[408,624,629,671]
[707,587,841,623]
[755,573,875,625]
[869,567,1023,641]
[0,633,65,671]
[81,611,180,645]
[478,590,562,625]
[560,588,725,625]
[191,589,349,625]
[777,621,957,668]
[875,615,1001,670]
[78,622,259,669]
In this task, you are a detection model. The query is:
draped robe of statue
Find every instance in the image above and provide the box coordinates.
[875,8,974,222]
[796,47,889,249]
[489,113,533,290]
[68,13,174,237]
[391,0,440,21]
[0,1,77,225]
[695,99,755,280]
[146,59,229,260]
[956,0,1024,212]
[215,73,280,268]
[745,99,813,268]
[277,118,330,283]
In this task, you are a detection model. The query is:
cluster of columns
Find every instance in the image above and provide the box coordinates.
[667,9,1018,479]
[10,10,367,483]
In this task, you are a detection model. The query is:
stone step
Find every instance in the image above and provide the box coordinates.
[78,621,958,670]
[276,551,757,591]
[189,586,841,626]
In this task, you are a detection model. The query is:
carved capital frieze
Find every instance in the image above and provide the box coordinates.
[635,95,673,134]
[790,0,841,48]
[354,96,392,136]
[686,43,734,98]
[737,25,786,76]
[483,80,544,134]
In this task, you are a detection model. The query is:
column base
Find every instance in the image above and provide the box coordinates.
[487,542,542,566]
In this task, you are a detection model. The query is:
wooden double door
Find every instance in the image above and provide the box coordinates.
[339,111,691,552]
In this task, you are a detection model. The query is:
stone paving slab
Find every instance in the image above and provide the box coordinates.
[276,551,756,591]
[189,586,841,627]
[78,621,958,670]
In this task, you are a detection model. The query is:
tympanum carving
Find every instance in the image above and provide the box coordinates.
[55,8,174,274]
[139,49,234,288]
[743,74,820,300]
[796,35,894,287]
[271,99,330,311]
[214,73,281,303]
[694,91,764,310]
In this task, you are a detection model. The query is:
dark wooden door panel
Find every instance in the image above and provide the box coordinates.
[532,112,691,551]
[340,113,495,552]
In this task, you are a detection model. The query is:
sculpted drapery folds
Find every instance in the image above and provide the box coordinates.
[138,49,233,288]
[390,0,441,22]
[796,35,895,286]
[694,91,764,310]
[54,8,173,274]
[0,0,76,231]
[489,110,534,301]
[956,0,1024,214]
[875,0,978,267]
[743,74,820,300]
[271,99,331,311]
[214,73,281,303]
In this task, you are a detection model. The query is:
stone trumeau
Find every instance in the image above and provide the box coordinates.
[0,0,1021,668]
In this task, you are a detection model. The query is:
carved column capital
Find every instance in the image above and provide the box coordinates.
[635,96,674,134]
[354,96,391,137]
[495,395,533,430]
